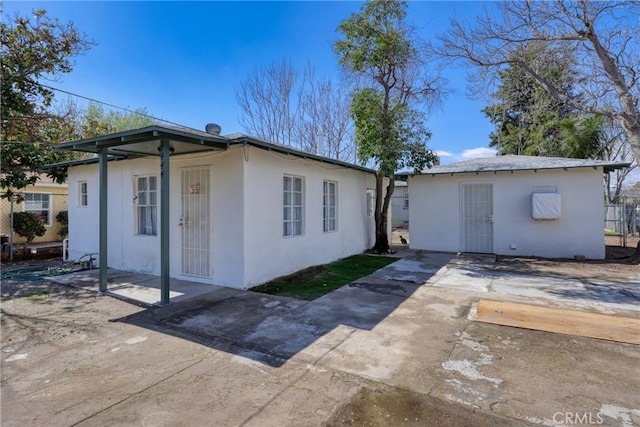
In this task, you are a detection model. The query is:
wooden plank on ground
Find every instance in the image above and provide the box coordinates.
[475,299,640,345]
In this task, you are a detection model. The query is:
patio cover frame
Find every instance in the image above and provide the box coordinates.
[54,126,230,306]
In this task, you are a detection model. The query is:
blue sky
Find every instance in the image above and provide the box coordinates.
[6,1,500,164]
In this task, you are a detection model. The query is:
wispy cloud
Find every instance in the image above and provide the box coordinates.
[460,147,497,159]
[436,150,453,157]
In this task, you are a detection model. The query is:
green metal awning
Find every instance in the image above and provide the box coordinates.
[55,125,230,306]
[54,125,230,157]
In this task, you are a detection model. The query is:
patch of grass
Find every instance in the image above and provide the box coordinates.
[251,255,397,300]
[21,290,51,301]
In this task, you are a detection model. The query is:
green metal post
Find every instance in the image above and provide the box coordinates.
[160,138,171,306]
[99,147,108,292]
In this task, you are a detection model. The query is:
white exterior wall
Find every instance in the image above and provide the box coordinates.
[242,147,376,287]
[67,150,245,287]
[409,168,605,259]
[68,164,101,260]
[67,146,375,289]
[170,149,245,287]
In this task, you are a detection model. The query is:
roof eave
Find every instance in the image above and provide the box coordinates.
[53,125,230,154]
[229,135,376,174]
[405,162,633,177]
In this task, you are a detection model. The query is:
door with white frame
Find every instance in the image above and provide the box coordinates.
[461,183,493,253]
[180,167,212,278]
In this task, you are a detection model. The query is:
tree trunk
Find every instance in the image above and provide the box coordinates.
[620,121,640,167]
[372,172,394,253]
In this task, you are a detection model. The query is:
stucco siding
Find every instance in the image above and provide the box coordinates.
[409,168,605,259]
[68,165,100,260]
[67,147,375,289]
[242,146,375,287]
[170,149,245,287]
[67,151,246,287]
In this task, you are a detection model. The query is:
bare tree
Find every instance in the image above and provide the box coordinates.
[236,59,297,146]
[601,119,638,203]
[435,1,640,165]
[295,65,354,160]
[235,59,355,161]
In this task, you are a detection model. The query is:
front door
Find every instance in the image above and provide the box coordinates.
[461,183,493,253]
[180,167,211,277]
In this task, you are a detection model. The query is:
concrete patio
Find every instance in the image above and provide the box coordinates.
[3,250,639,426]
[49,268,220,306]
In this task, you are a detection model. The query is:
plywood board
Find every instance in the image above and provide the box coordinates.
[475,299,640,345]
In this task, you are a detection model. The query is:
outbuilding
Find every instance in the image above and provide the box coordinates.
[407,155,629,260]
[49,125,377,304]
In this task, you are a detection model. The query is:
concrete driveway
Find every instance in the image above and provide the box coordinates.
[2,251,639,426]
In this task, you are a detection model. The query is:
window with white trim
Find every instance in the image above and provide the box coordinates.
[78,181,88,207]
[283,175,303,237]
[135,176,157,235]
[323,180,337,232]
[366,188,375,217]
[23,193,52,226]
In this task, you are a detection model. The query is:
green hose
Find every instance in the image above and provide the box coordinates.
[1,265,75,281]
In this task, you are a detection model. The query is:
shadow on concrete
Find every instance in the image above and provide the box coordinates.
[116,252,452,368]
[551,282,640,305]
[441,254,640,310]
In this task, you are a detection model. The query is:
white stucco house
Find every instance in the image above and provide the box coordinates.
[391,180,409,228]
[406,155,629,260]
[49,125,378,303]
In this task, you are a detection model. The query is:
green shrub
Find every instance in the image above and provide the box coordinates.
[12,212,46,245]
[56,210,68,239]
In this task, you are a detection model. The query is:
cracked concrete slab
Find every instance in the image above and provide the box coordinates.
[3,250,639,426]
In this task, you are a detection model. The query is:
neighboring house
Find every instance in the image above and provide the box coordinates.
[391,180,409,227]
[50,125,377,292]
[407,156,629,260]
[1,175,68,244]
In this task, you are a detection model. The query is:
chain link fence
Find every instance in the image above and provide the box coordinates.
[1,192,68,259]
[604,196,639,247]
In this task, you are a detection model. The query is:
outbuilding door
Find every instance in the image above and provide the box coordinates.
[461,183,493,253]
[180,167,211,277]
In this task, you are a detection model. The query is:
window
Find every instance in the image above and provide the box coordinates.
[323,181,337,232]
[136,176,157,235]
[78,181,88,207]
[283,175,303,236]
[403,190,409,210]
[366,188,375,217]
[23,193,52,226]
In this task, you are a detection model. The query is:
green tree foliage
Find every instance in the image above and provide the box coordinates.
[484,45,569,156]
[351,89,433,176]
[484,44,602,159]
[55,210,68,239]
[1,9,92,198]
[557,115,603,160]
[12,212,46,246]
[81,102,155,138]
[334,0,441,253]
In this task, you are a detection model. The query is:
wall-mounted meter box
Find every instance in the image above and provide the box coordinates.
[532,192,561,220]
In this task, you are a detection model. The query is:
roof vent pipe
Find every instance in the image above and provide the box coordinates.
[205,123,222,135]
